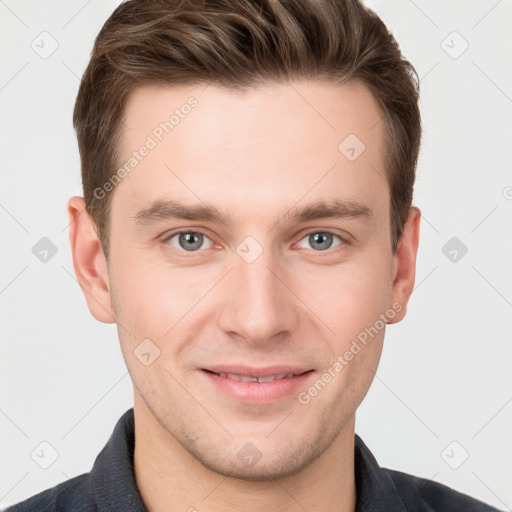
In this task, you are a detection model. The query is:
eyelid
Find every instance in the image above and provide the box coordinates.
[162,228,216,252]
[161,227,351,254]
[298,227,350,241]
[293,228,350,251]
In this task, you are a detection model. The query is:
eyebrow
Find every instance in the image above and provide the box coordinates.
[131,198,374,228]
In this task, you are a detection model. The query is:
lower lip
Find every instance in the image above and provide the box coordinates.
[201,370,314,404]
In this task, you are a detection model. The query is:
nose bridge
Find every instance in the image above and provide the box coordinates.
[218,236,298,343]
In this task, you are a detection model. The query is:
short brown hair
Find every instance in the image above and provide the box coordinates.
[73,0,421,258]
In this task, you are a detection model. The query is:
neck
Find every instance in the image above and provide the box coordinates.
[133,395,357,512]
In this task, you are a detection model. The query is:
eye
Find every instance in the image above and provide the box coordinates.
[163,229,347,254]
[296,231,345,251]
[164,231,214,252]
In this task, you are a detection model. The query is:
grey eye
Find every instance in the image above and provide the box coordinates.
[297,232,343,251]
[167,232,213,252]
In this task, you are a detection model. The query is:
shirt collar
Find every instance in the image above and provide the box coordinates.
[89,408,407,511]
[353,431,409,510]
[90,408,148,511]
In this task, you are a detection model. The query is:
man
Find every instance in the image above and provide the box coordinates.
[6,0,501,510]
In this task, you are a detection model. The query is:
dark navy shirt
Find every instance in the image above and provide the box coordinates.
[5,408,501,511]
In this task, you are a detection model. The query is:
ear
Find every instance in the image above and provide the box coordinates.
[387,206,421,324]
[67,196,116,324]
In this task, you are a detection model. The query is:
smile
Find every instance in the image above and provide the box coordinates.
[209,371,301,383]
[200,366,315,403]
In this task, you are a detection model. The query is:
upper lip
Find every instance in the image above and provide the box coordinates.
[201,365,313,378]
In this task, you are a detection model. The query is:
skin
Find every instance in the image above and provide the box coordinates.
[68,79,420,512]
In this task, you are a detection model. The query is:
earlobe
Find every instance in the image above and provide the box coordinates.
[387,206,421,324]
[67,196,116,324]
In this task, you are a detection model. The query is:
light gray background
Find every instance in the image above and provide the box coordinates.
[1,0,511,509]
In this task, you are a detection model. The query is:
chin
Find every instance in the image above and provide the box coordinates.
[184,430,334,482]
[194,452,310,481]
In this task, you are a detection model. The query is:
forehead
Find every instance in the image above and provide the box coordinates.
[113,79,388,225]
[122,79,383,147]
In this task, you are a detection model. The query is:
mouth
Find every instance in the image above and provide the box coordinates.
[199,366,315,403]
[203,369,309,383]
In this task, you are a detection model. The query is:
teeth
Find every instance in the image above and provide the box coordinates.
[217,372,296,382]
[257,375,280,383]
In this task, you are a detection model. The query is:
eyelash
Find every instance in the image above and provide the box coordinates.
[162,228,350,256]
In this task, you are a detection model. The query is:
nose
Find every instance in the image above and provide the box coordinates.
[217,243,300,346]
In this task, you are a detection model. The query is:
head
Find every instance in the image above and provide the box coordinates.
[69,0,421,480]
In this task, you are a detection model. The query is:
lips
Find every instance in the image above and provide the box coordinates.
[203,365,311,379]
[200,365,314,403]
[205,370,304,383]
[214,372,299,383]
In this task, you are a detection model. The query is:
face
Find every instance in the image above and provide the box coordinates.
[70,79,419,480]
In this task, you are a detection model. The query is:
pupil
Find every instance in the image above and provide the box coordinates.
[311,233,331,250]
[181,232,201,251]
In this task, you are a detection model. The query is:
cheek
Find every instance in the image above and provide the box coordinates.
[293,256,392,335]
[109,254,177,337]
[110,253,218,352]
